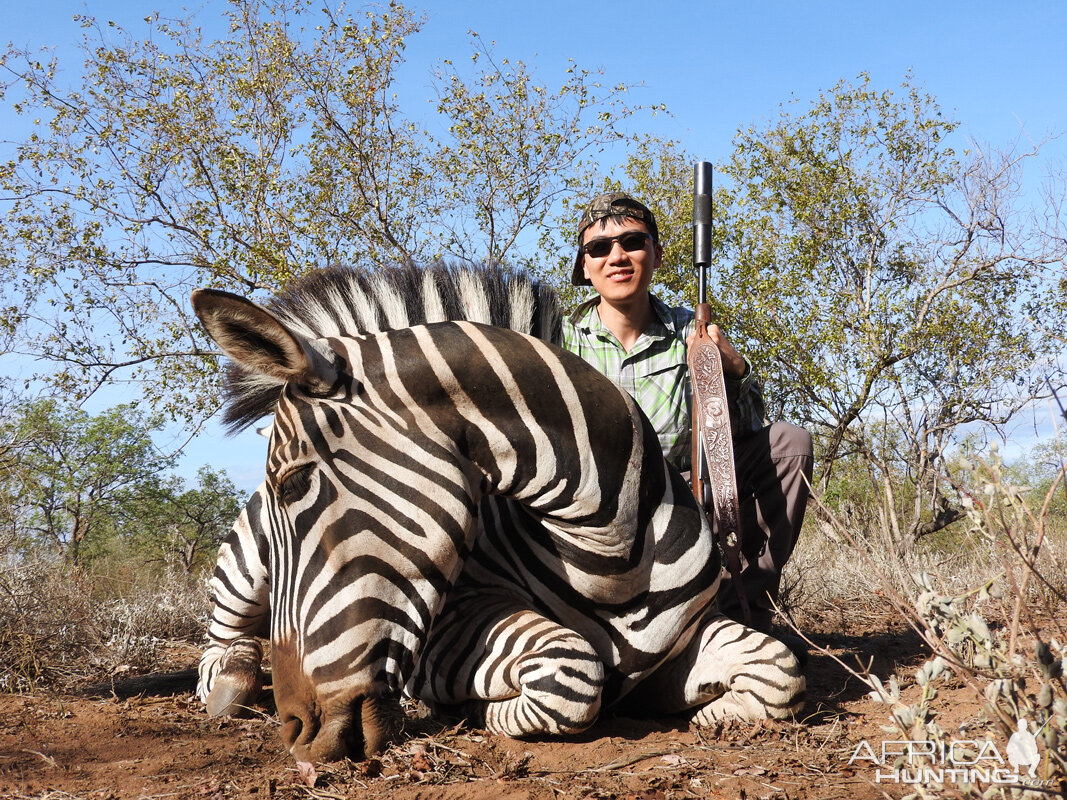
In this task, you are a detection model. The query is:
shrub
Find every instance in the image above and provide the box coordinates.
[0,555,210,691]
[798,449,1067,798]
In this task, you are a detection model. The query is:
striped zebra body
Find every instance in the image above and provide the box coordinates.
[192,266,803,762]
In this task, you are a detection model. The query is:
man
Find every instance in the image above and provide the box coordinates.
[561,191,813,635]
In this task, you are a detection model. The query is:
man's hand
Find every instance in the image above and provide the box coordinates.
[687,324,746,379]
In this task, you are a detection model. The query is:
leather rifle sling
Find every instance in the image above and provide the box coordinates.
[688,303,752,626]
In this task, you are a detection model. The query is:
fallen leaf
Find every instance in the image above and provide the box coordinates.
[295,760,317,787]
[733,766,767,777]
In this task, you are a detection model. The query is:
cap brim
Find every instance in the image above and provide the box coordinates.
[571,251,591,286]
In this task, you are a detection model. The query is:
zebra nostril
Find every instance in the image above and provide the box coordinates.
[280,713,306,750]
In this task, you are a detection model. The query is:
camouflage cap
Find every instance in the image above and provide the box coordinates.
[572,191,659,286]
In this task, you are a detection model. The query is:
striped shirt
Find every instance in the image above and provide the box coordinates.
[561,294,766,471]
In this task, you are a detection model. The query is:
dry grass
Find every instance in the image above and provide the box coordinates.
[0,557,209,692]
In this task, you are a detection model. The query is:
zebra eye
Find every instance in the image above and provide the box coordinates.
[278,464,314,506]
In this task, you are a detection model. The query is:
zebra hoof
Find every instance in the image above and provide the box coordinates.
[207,670,263,718]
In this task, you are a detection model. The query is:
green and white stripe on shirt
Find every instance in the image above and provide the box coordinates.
[561,294,765,472]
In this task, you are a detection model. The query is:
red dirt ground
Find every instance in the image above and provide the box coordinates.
[0,615,1039,800]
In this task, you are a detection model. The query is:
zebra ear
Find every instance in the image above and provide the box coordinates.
[191,288,340,395]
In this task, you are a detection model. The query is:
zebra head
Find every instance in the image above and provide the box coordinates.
[193,288,463,761]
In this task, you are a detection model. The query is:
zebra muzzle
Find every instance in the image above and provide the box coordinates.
[279,689,403,762]
[272,639,405,761]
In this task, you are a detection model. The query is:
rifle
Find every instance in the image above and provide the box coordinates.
[688,161,751,625]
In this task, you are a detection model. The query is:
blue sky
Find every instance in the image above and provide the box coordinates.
[7,1,1065,159]
[4,0,1065,491]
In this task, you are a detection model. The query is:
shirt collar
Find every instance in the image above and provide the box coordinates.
[571,293,683,346]
[576,294,682,334]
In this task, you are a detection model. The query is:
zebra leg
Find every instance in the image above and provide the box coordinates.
[412,595,606,737]
[632,613,804,724]
[197,484,272,717]
[202,639,265,718]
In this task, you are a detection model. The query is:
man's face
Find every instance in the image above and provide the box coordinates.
[580,217,662,305]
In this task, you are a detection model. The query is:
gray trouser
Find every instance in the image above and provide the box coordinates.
[690,421,813,633]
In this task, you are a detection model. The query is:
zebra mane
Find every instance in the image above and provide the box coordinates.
[220,263,563,433]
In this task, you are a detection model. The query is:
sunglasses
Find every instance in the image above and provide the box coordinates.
[581,231,651,259]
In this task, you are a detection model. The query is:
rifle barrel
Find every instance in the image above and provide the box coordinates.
[693,162,713,304]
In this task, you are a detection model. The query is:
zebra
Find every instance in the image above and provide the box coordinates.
[191,264,804,763]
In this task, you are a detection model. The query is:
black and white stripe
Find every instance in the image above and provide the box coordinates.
[192,265,803,761]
